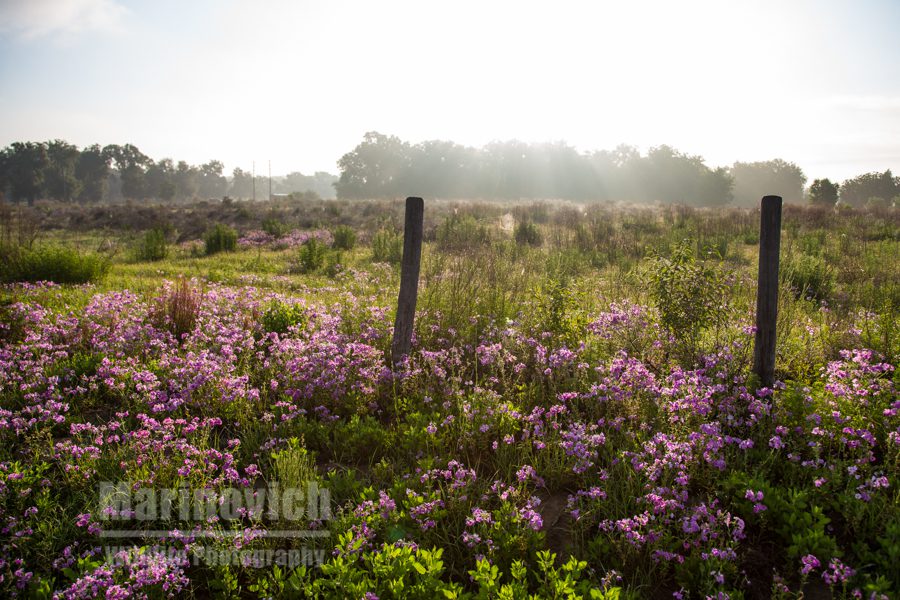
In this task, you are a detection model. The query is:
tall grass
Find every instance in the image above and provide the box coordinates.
[0,244,109,284]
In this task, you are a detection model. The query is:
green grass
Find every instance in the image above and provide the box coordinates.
[20,201,900,369]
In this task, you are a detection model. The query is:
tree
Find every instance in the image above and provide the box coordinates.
[807,178,839,207]
[731,159,807,206]
[312,172,339,200]
[43,140,82,202]
[174,161,199,200]
[335,132,411,199]
[839,170,898,207]
[198,160,227,198]
[405,140,475,199]
[229,167,253,199]
[638,145,732,206]
[76,144,111,203]
[0,151,7,201]
[103,143,150,200]
[479,140,534,199]
[2,142,48,205]
[280,171,314,195]
[144,158,176,202]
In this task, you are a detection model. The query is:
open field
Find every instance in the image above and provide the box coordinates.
[1,199,898,599]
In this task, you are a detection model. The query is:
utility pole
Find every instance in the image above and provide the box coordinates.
[252,161,256,202]
[268,160,272,202]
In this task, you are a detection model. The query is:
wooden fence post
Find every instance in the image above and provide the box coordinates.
[391,197,424,365]
[753,195,782,388]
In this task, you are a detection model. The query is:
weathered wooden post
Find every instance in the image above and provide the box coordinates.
[391,196,424,365]
[752,195,782,388]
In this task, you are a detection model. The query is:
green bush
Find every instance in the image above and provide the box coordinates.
[204,224,238,255]
[647,241,727,356]
[797,230,827,256]
[514,221,543,247]
[296,238,327,273]
[262,217,289,238]
[436,214,491,252]
[372,228,403,264]
[261,301,308,334]
[782,252,834,301]
[133,228,168,262]
[0,245,109,284]
[325,251,344,277]
[332,225,357,250]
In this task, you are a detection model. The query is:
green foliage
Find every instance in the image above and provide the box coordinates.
[372,228,403,264]
[133,227,168,261]
[204,223,238,255]
[261,301,308,335]
[731,159,807,206]
[334,133,735,205]
[419,241,540,343]
[514,221,543,247]
[782,252,834,301]
[299,542,460,599]
[436,214,492,252]
[808,178,839,207]
[332,224,357,250]
[0,244,109,284]
[839,170,898,207]
[325,251,345,277]
[262,217,289,238]
[725,473,838,563]
[467,550,615,599]
[534,276,586,346]
[797,230,826,256]
[646,241,727,355]
[268,437,316,491]
[296,238,328,273]
[284,545,615,600]
[775,492,837,561]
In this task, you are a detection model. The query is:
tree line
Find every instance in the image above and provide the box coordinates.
[336,132,898,207]
[0,140,337,204]
[2,136,896,207]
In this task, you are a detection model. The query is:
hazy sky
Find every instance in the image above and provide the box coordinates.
[1,0,899,182]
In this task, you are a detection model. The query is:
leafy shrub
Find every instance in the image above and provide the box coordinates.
[798,230,827,257]
[204,223,238,255]
[436,214,491,252]
[647,241,726,355]
[133,228,168,261]
[372,228,403,264]
[296,238,328,273]
[325,251,344,278]
[514,221,543,247]
[261,300,308,334]
[0,245,109,284]
[269,437,317,491]
[698,235,728,259]
[782,252,834,301]
[262,217,289,238]
[332,225,357,250]
[535,276,586,346]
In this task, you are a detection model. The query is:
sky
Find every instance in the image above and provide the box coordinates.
[1,0,899,183]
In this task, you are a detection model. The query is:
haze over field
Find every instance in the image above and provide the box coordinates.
[1,0,899,182]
